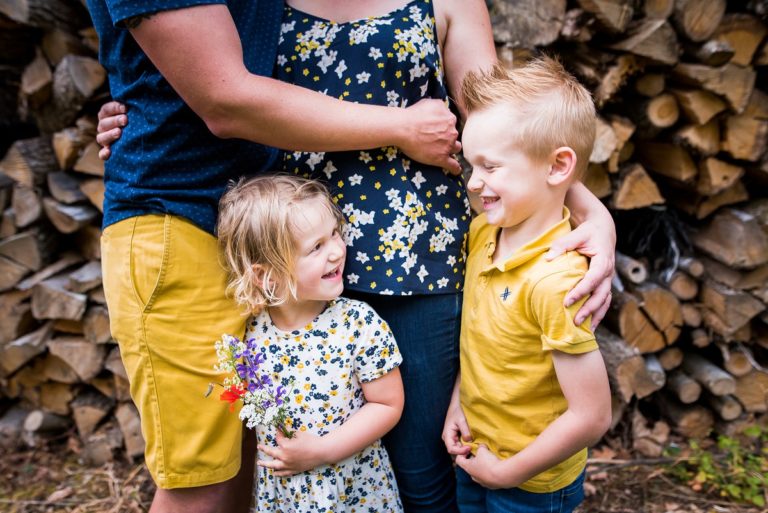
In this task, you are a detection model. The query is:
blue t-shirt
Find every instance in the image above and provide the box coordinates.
[86,0,283,234]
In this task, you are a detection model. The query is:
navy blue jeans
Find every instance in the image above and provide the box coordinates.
[346,291,461,513]
[456,468,585,513]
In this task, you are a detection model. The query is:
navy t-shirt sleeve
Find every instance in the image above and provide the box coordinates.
[106,0,226,27]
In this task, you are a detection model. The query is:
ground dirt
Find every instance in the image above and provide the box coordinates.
[0,435,764,513]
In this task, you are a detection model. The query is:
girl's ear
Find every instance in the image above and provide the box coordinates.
[251,263,270,288]
[547,147,577,186]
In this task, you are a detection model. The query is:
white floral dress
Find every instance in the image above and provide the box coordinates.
[248,298,403,512]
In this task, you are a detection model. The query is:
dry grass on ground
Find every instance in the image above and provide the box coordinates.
[0,438,764,513]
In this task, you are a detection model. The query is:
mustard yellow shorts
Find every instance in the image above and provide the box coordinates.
[101,214,247,489]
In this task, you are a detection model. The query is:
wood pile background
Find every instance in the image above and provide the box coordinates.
[0,0,767,464]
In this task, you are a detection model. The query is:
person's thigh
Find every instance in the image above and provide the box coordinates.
[487,472,585,513]
[346,291,461,513]
[455,468,488,513]
[102,215,248,489]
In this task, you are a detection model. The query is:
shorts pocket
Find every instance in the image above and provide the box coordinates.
[129,215,169,311]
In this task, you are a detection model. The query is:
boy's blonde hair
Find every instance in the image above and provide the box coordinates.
[462,56,596,177]
[217,174,343,314]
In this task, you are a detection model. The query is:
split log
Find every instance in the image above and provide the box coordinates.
[0,0,91,32]
[596,327,645,402]
[0,290,34,344]
[635,141,697,183]
[666,368,702,403]
[700,280,765,333]
[673,120,719,157]
[31,276,87,321]
[115,403,144,460]
[79,178,104,211]
[615,251,648,284]
[643,354,666,392]
[39,382,75,416]
[47,172,86,204]
[672,0,726,42]
[634,282,682,346]
[687,39,734,66]
[697,158,744,196]
[606,290,666,353]
[0,228,56,272]
[711,14,767,67]
[576,0,632,32]
[594,54,642,107]
[0,322,53,375]
[611,163,665,210]
[42,198,98,234]
[0,137,57,187]
[53,318,83,334]
[81,420,123,466]
[0,254,30,292]
[669,88,726,124]
[643,0,673,20]
[0,406,30,449]
[39,354,79,384]
[657,392,714,438]
[16,252,83,291]
[488,0,566,48]
[610,18,679,65]
[11,185,42,228]
[104,346,128,381]
[631,409,670,458]
[722,89,768,162]
[664,179,748,220]
[631,92,679,136]
[589,117,618,164]
[658,346,683,370]
[71,390,114,437]
[672,62,755,113]
[83,306,111,344]
[41,28,91,66]
[52,126,91,170]
[75,225,102,260]
[47,336,108,382]
[692,208,768,269]
[733,371,768,413]
[68,261,102,293]
[73,141,105,176]
[20,50,52,110]
[682,352,736,396]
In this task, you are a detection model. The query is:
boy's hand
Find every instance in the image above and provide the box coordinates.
[257,430,327,476]
[441,402,472,456]
[456,444,509,489]
[545,219,615,329]
[96,101,128,161]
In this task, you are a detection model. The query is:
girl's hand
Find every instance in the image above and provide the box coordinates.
[455,444,509,490]
[441,401,472,456]
[257,430,328,477]
[545,218,615,330]
[96,101,128,161]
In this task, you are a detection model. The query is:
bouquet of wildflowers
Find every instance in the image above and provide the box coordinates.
[209,334,294,437]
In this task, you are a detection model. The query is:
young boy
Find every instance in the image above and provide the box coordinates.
[442,57,613,513]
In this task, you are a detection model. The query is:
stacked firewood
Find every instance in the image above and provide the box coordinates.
[0,0,766,463]
[489,0,768,456]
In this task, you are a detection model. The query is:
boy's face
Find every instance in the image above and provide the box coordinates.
[462,104,551,229]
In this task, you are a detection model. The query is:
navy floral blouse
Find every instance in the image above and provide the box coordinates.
[277,0,471,296]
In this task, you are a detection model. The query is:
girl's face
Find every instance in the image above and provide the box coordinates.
[290,198,346,304]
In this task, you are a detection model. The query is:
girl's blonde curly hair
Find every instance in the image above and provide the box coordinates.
[217,174,343,314]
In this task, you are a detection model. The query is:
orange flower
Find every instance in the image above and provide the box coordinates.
[220,386,246,412]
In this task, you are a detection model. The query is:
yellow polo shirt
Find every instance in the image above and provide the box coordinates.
[460,209,598,493]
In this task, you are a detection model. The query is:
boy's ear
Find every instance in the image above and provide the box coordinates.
[547,147,577,186]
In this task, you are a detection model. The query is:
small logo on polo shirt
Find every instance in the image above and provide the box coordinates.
[500,287,510,301]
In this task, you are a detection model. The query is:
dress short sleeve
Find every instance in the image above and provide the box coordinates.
[530,270,598,354]
[348,301,403,383]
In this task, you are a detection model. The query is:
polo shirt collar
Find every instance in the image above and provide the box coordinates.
[483,208,572,273]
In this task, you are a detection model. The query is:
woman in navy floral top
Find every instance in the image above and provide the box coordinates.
[96,2,618,511]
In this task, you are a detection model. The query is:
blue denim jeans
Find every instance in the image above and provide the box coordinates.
[346,291,462,513]
[456,468,585,513]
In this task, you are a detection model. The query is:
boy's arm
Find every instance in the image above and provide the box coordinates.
[456,350,611,489]
[439,0,496,119]
[123,5,462,172]
[551,181,616,327]
[257,368,404,476]
[442,372,472,455]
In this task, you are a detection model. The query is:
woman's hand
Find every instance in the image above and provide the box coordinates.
[546,218,615,330]
[256,430,328,477]
[96,101,128,161]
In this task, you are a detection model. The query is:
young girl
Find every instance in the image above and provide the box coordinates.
[217,174,405,512]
